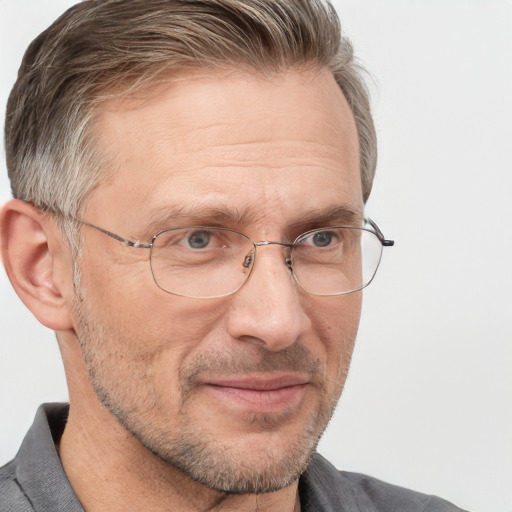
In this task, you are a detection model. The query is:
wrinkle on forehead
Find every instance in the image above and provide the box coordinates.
[87,67,362,237]
[97,67,358,167]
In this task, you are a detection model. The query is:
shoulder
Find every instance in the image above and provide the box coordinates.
[0,404,82,512]
[0,460,35,512]
[299,454,468,512]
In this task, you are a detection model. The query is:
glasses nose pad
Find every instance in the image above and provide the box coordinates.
[242,253,253,269]
[285,257,293,271]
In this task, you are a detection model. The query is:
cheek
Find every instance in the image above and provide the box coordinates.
[78,271,232,377]
[306,294,362,386]
[74,274,234,414]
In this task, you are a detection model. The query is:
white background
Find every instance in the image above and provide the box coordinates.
[1,1,511,511]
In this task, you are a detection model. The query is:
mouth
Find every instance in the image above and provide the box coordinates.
[201,374,310,414]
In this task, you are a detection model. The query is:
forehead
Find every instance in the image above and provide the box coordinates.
[88,68,362,232]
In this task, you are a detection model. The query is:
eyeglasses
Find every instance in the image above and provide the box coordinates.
[76,218,394,299]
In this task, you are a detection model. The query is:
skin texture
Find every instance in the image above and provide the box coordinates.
[1,68,363,511]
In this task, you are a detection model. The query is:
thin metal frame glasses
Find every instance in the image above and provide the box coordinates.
[76,218,394,299]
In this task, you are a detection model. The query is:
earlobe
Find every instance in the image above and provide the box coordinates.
[1,199,74,331]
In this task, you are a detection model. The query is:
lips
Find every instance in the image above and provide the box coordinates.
[201,374,309,413]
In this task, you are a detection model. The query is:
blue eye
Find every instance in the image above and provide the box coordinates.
[311,231,334,247]
[187,231,211,249]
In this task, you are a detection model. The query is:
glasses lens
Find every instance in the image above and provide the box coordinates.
[291,228,383,295]
[150,227,255,298]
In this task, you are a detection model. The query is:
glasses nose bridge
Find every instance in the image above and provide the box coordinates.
[254,240,293,248]
[253,240,294,269]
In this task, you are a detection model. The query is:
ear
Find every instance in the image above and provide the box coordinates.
[1,199,74,331]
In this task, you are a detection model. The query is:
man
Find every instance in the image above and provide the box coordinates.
[0,1,466,511]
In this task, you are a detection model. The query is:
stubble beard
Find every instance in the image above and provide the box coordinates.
[72,294,353,495]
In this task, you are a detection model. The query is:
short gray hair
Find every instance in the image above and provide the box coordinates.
[5,0,377,226]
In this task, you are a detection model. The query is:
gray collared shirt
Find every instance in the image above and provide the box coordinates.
[1,403,468,511]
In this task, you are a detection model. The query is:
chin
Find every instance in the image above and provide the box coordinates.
[127,403,330,495]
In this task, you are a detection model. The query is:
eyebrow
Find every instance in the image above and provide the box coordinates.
[141,203,363,238]
[288,205,364,231]
[143,204,260,235]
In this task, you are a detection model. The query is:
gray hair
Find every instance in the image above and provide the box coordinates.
[5,0,377,231]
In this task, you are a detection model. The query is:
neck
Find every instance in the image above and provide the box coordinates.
[58,398,300,512]
[56,334,302,512]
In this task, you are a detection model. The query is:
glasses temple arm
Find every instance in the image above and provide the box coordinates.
[75,219,152,248]
[366,218,395,247]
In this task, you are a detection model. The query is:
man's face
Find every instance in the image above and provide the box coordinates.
[71,68,363,493]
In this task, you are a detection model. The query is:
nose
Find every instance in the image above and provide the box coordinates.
[225,244,312,351]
